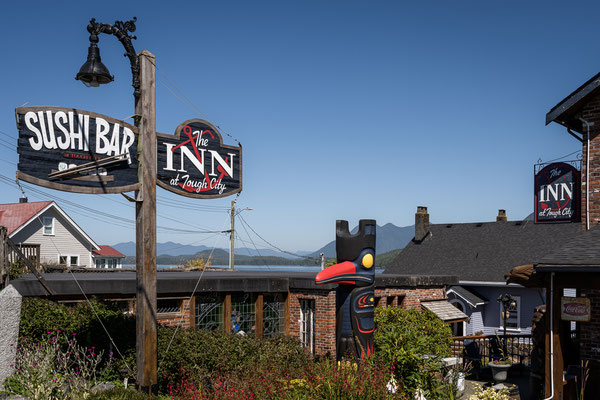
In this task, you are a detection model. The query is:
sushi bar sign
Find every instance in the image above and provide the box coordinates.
[534,162,580,223]
[15,106,242,198]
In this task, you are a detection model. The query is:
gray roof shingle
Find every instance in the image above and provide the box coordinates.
[385,220,581,282]
[536,225,600,269]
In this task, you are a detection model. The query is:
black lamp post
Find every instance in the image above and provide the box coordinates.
[75,18,140,98]
[497,293,516,357]
[76,18,157,394]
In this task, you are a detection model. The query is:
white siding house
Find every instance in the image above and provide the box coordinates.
[0,201,100,267]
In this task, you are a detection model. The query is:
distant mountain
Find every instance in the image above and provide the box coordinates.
[310,223,414,258]
[112,241,309,259]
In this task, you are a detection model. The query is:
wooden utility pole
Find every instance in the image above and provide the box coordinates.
[229,199,236,270]
[135,50,157,394]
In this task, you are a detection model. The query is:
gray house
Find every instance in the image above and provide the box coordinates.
[386,206,581,336]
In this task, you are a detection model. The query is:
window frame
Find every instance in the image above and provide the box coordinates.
[42,216,54,236]
[58,254,79,267]
[299,299,315,354]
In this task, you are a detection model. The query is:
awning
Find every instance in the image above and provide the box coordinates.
[505,264,545,288]
[421,300,469,323]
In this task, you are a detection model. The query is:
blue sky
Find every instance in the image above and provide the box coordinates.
[0,1,595,253]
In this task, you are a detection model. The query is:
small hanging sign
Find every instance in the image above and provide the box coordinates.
[15,106,139,194]
[157,119,242,198]
[561,296,590,322]
[534,162,580,223]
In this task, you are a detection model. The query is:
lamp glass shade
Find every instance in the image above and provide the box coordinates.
[75,44,113,85]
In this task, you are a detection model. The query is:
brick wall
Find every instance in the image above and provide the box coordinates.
[287,286,446,357]
[288,289,336,357]
[156,298,194,328]
[580,94,600,230]
[579,289,600,360]
[375,287,446,309]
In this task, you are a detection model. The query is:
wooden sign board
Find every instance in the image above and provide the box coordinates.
[535,162,580,223]
[15,107,139,194]
[561,296,591,322]
[157,119,242,198]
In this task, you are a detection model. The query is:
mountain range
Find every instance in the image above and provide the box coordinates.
[112,223,416,260]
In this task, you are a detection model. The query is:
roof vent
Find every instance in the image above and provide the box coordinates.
[446,224,453,228]
[19,197,28,203]
[476,223,483,227]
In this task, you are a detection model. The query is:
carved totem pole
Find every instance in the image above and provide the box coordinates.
[315,219,376,360]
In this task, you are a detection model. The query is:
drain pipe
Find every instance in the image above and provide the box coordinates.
[543,272,555,400]
[579,118,592,231]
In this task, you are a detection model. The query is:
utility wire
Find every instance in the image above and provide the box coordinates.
[237,214,319,262]
[149,59,241,146]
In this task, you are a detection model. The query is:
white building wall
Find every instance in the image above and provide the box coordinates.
[11,207,92,267]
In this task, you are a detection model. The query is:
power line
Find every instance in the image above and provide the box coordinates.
[237,214,319,263]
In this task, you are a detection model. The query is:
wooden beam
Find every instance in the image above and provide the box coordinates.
[135,50,157,394]
[285,291,291,336]
[224,294,231,333]
[256,294,263,339]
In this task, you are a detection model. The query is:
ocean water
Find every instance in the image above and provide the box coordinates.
[123,264,384,273]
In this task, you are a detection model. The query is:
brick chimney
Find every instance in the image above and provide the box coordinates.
[497,209,507,222]
[415,206,429,242]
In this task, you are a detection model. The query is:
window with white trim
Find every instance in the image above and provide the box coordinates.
[43,217,54,235]
[299,299,315,354]
[59,255,79,267]
[500,295,520,330]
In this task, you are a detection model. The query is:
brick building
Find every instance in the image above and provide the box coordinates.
[541,71,600,398]
[9,269,458,357]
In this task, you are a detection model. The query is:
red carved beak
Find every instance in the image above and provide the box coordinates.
[315,261,357,285]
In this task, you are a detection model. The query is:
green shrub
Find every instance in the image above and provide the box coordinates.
[18,298,136,381]
[374,307,453,398]
[157,326,310,392]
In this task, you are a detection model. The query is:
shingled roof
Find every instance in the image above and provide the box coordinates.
[385,220,581,282]
[536,226,600,271]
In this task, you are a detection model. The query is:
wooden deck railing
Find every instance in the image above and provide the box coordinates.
[452,334,533,367]
[8,243,40,268]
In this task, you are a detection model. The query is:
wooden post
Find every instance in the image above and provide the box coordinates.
[256,294,263,339]
[224,294,231,333]
[135,50,157,394]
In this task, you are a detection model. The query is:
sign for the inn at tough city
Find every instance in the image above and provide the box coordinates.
[16,106,139,194]
[157,119,242,199]
[534,162,580,223]
[16,109,242,199]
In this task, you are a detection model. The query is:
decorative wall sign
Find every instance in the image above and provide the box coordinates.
[157,119,242,198]
[15,106,139,194]
[561,296,590,322]
[534,162,580,223]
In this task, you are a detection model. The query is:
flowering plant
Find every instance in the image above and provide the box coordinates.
[3,331,106,400]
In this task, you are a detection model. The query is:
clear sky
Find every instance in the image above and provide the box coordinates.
[0,1,595,253]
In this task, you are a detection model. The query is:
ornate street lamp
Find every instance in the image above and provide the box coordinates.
[75,17,156,394]
[497,293,517,357]
[75,18,140,98]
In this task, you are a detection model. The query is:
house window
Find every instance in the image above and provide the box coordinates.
[500,296,520,330]
[43,217,54,235]
[59,255,79,266]
[195,293,224,331]
[157,299,181,314]
[231,294,256,335]
[263,294,286,337]
[96,259,105,268]
[299,299,315,354]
